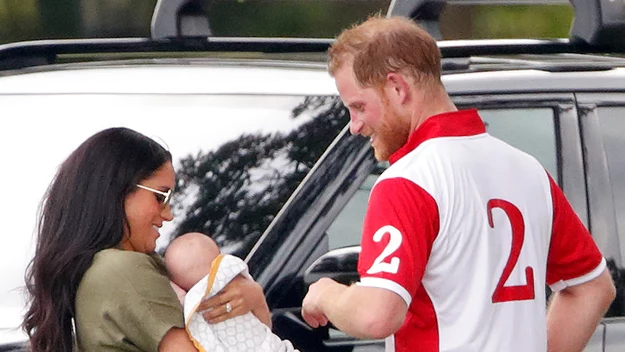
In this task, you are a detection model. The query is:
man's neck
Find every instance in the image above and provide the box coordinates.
[409,88,457,133]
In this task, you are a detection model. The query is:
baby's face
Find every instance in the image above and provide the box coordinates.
[177,247,221,290]
[166,233,222,291]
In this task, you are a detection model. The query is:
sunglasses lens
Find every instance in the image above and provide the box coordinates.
[164,191,171,205]
[137,184,171,206]
[155,194,166,204]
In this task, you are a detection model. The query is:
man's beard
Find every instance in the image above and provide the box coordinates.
[373,103,410,161]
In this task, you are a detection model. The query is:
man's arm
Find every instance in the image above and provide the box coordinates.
[301,179,429,338]
[547,268,615,352]
[302,278,407,339]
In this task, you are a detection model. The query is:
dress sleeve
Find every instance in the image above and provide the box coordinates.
[357,177,439,306]
[546,174,606,291]
[98,252,184,351]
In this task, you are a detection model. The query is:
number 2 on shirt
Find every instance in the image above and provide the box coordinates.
[488,199,535,303]
[366,225,402,274]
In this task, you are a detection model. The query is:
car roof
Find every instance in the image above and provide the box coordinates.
[3,54,625,96]
[0,60,336,95]
[445,68,625,94]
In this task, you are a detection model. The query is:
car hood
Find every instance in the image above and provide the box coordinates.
[0,307,27,345]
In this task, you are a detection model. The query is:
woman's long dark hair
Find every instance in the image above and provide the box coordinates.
[22,127,172,352]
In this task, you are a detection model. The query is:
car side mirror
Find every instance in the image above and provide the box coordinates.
[303,246,361,287]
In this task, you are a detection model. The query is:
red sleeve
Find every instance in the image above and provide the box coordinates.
[357,177,439,297]
[546,174,604,286]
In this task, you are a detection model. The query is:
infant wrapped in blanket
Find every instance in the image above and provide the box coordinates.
[165,232,298,352]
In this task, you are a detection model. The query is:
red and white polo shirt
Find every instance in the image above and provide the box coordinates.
[356,109,605,352]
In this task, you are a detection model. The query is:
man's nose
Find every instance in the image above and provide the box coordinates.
[350,119,364,135]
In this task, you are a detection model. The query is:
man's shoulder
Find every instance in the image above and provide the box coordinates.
[375,151,439,191]
[385,131,542,180]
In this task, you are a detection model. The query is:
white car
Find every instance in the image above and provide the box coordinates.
[1,0,624,350]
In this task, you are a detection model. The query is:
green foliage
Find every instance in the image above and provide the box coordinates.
[39,0,80,38]
[171,96,349,257]
[0,1,577,44]
[472,5,574,39]
[207,0,387,37]
[0,0,42,42]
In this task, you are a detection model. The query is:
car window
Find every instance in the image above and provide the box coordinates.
[595,106,625,317]
[479,108,558,180]
[325,107,558,250]
[325,166,384,250]
[0,93,346,311]
[596,107,625,265]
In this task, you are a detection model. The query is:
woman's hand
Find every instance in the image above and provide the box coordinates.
[198,275,272,328]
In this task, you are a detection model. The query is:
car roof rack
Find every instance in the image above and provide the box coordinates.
[1,37,623,73]
[0,37,334,71]
[388,0,625,50]
[1,0,625,72]
[151,0,212,39]
[569,0,625,48]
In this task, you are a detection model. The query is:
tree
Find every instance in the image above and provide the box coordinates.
[170,96,349,258]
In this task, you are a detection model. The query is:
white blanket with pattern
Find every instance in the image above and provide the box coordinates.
[184,254,298,352]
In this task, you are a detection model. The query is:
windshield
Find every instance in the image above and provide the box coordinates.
[0,92,347,321]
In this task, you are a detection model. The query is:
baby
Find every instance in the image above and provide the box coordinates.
[164,232,298,352]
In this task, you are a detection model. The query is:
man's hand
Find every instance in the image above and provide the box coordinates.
[302,279,407,339]
[301,277,342,328]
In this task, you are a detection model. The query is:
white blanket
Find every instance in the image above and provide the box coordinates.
[184,254,298,352]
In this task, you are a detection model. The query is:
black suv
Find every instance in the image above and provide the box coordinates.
[0,0,624,351]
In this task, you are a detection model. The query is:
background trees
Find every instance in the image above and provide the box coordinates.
[0,0,574,44]
[170,96,349,257]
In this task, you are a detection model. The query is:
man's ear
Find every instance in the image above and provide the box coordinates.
[384,72,411,105]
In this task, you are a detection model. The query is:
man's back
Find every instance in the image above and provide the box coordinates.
[394,129,550,351]
[358,110,605,352]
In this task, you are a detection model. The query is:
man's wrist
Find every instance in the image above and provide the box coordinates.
[319,279,347,318]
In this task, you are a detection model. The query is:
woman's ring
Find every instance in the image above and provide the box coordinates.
[225,302,232,313]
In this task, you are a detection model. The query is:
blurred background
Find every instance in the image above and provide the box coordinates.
[0,0,574,44]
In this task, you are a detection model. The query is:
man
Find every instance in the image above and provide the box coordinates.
[301,16,616,352]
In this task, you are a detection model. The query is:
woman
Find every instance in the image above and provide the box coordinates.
[23,127,270,352]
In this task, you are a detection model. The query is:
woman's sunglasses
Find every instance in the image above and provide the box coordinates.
[136,184,173,206]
